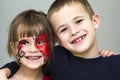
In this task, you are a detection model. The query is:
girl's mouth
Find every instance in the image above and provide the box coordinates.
[25,56,42,61]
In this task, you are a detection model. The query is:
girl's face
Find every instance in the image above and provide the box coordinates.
[17,33,50,69]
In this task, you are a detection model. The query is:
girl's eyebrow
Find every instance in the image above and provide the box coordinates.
[19,38,28,41]
[19,37,34,42]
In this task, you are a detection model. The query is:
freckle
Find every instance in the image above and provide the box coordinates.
[33,37,36,40]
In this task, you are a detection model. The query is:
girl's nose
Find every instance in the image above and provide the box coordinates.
[29,43,39,53]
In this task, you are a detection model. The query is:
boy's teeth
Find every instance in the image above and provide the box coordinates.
[76,37,82,42]
[73,34,86,43]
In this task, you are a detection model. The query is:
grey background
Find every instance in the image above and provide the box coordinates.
[0,0,120,67]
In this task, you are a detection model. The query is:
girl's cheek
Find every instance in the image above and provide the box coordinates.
[35,33,50,60]
[36,44,50,60]
[17,46,26,58]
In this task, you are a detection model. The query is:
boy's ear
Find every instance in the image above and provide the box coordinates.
[92,14,100,30]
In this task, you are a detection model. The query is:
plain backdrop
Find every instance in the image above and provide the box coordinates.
[0,0,120,67]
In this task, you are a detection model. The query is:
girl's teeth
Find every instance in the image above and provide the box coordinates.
[27,56,40,60]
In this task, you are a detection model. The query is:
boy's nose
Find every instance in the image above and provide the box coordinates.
[70,25,79,36]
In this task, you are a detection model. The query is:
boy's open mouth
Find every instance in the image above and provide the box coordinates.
[71,34,86,44]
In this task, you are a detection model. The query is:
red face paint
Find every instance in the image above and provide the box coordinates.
[18,39,27,49]
[35,33,50,60]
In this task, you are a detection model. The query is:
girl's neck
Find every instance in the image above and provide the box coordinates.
[10,65,44,80]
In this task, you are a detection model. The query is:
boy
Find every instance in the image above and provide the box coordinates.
[47,0,120,80]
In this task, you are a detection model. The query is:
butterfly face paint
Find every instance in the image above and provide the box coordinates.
[35,33,50,60]
[17,33,50,62]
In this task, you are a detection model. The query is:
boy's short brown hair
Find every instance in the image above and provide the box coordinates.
[47,0,94,20]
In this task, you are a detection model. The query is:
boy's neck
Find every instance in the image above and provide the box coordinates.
[72,50,99,59]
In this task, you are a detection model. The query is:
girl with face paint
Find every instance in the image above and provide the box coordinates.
[5,9,54,80]
[17,33,50,62]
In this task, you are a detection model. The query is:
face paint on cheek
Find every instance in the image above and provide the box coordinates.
[35,33,50,60]
[17,40,26,59]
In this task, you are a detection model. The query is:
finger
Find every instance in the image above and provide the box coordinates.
[100,50,108,57]
[106,51,117,57]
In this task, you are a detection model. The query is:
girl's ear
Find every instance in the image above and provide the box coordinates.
[92,14,100,30]
[9,42,17,60]
[10,42,17,55]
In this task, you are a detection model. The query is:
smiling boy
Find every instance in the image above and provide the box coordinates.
[47,0,120,80]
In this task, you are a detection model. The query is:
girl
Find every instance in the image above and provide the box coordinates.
[6,9,54,80]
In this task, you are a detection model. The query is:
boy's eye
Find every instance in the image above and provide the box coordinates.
[60,28,67,33]
[76,19,83,24]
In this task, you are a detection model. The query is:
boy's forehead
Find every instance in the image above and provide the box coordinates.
[50,3,87,27]
[50,3,86,19]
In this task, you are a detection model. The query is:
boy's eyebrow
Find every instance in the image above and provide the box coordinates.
[58,24,66,30]
[72,16,83,21]
[57,24,68,32]
[57,16,84,31]
[58,16,83,26]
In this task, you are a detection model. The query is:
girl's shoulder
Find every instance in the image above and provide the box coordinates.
[43,75,52,80]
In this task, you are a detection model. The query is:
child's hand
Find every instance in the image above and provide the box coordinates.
[100,50,116,57]
[0,68,10,80]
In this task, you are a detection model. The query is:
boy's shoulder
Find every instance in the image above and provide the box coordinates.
[54,45,71,57]
[54,45,65,49]
[54,45,69,53]
[104,54,120,62]
[109,54,120,58]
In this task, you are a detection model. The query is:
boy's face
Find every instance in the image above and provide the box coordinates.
[49,3,100,57]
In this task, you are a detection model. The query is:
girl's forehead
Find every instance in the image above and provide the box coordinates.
[18,33,47,41]
[18,36,36,41]
[17,24,45,38]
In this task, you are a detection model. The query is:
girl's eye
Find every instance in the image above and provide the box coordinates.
[36,38,47,45]
[19,40,29,46]
[37,41,45,45]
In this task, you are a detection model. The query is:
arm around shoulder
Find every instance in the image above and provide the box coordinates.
[0,68,10,80]
[0,61,19,78]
